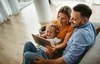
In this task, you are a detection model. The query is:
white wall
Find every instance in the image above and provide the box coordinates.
[94,0,100,4]
[33,0,52,23]
[52,0,85,2]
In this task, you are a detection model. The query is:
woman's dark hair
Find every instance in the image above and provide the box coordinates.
[57,6,72,20]
[73,4,92,19]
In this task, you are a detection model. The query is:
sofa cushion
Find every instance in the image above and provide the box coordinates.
[79,34,100,64]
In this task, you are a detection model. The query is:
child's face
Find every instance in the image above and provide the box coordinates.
[45,26,56,39]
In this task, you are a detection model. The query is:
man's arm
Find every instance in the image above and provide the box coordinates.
[33,57,67,64]
[62,30,93,64]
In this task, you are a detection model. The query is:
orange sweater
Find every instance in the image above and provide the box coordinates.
[51,20,74,41]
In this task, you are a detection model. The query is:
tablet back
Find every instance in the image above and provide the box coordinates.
[32,34,51,47]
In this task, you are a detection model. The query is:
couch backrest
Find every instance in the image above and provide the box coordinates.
[79,33,100,64]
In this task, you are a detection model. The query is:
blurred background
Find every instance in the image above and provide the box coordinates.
[0,0,100,64]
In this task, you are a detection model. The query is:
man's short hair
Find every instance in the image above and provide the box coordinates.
[73,4,92,18]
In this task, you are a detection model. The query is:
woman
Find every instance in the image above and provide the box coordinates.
[23,6,74,64]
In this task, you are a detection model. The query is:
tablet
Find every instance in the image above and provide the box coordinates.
[32,34,51,47]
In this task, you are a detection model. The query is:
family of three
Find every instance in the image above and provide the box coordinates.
[23,4,96,64]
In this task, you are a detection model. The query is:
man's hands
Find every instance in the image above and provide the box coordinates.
[33,57,46,64]
[32,56,66,64]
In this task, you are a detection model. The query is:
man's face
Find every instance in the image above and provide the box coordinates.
[69,10,84,28]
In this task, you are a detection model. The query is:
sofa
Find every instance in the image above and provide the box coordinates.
[79,30,100,64]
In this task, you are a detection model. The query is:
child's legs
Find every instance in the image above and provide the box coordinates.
[23,41,38,54]
[22,41,38,63]
[24,50,48,64]
[24,52,39,64]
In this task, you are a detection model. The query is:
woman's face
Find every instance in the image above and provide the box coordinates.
[57,12,69,26]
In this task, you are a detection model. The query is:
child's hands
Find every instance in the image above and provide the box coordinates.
[45,45,56,56]
[36,34,40,36]
[40,34,46,38]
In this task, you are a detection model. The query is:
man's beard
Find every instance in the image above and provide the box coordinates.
[71,20,83,28]
[71,22,76,28]
[71,22,82,28]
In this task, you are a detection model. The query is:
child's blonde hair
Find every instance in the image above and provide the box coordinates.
[46,24,60,34]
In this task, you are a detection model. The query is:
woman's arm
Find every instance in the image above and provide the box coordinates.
[55,31,73,50]
[45,31,73,55]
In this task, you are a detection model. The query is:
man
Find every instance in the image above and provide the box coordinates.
[32,4,96,64]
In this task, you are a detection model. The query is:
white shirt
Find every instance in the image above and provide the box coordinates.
[38,37,61,52]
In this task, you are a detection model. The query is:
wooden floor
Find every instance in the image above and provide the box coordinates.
[0,2,100,64]
[0,3,41,64]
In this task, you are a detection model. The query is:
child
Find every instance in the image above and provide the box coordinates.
[40,24,61,45]
[38,24,61,58]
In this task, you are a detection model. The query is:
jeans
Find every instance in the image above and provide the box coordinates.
[23,41,48,64]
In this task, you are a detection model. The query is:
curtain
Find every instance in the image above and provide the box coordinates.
[8,0,20,15]
[0,10,4,23]
[0,0,20,24]
[0,0,12,23]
